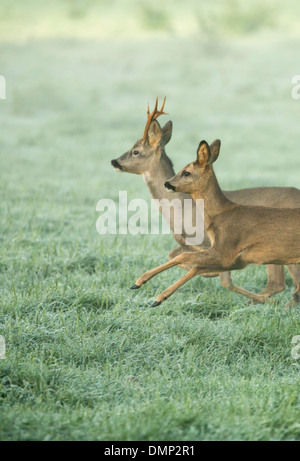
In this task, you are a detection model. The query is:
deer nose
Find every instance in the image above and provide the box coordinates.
[164,181,176,191]
[111,159,123,170]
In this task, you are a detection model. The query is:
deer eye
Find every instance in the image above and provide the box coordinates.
[132,150,140,156]
[182,171,191,177]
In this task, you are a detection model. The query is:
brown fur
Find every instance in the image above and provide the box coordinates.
[133,140,300,307]
[110,99,300,303]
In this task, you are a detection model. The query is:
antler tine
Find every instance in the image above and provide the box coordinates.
[147,97,158,117]
[153,96,167,119]
[143,97,168,141]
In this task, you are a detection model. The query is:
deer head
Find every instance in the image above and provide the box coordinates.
[164,140,221,196]
[111,97,172,175]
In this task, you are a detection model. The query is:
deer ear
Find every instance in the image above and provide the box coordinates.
[197,141,211,168]
[209,139,221,163]
[161,121,173,146]
[147,120,162,147]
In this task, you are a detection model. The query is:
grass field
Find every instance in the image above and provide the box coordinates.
[1,0,300,441]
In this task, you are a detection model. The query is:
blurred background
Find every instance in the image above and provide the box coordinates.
[1,0,300,200]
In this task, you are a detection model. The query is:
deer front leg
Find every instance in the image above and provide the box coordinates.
[168,246,220,277]
[219,272,269,304]
[131,258,182,290]
[168,245,194,270]
[131,249,221,289]
[258,265,286,297]
[168,246,196,272]
[168,246,184,260]
[152,268,272,308]
[152,267,201,307]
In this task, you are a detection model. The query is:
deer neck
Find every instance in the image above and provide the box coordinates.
[191,169,232,225]
[142,152,191,244]
[142,152,176,201]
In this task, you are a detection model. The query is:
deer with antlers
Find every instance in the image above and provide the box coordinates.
[111,98,300,304]
[130,139,300,307]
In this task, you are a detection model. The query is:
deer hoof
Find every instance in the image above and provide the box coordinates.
[151,301,161,307]
[130,284,141,290]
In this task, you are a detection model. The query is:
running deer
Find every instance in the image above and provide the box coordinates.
[111,98,300,302]
[130,140,300,307]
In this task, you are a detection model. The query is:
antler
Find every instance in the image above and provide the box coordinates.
[142,97,168,141]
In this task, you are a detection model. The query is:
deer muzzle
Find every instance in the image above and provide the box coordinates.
[111,159,123,171]
[164,181,176,192]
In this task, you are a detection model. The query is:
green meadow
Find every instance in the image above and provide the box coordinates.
[0,0,300,441]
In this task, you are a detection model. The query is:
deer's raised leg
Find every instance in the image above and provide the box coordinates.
[131,250,271,306]
[168,245,219,277]
[131,249,221,289]
[152,267,200,306]
[168,246,184,260]
[152,267,270,307]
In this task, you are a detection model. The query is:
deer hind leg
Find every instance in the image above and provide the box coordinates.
[219,272,268,304]
[258,265,286,297]
[286,265,300,308]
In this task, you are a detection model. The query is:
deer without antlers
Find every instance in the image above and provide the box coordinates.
[111,98,300,303]
[130,139,300,308]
